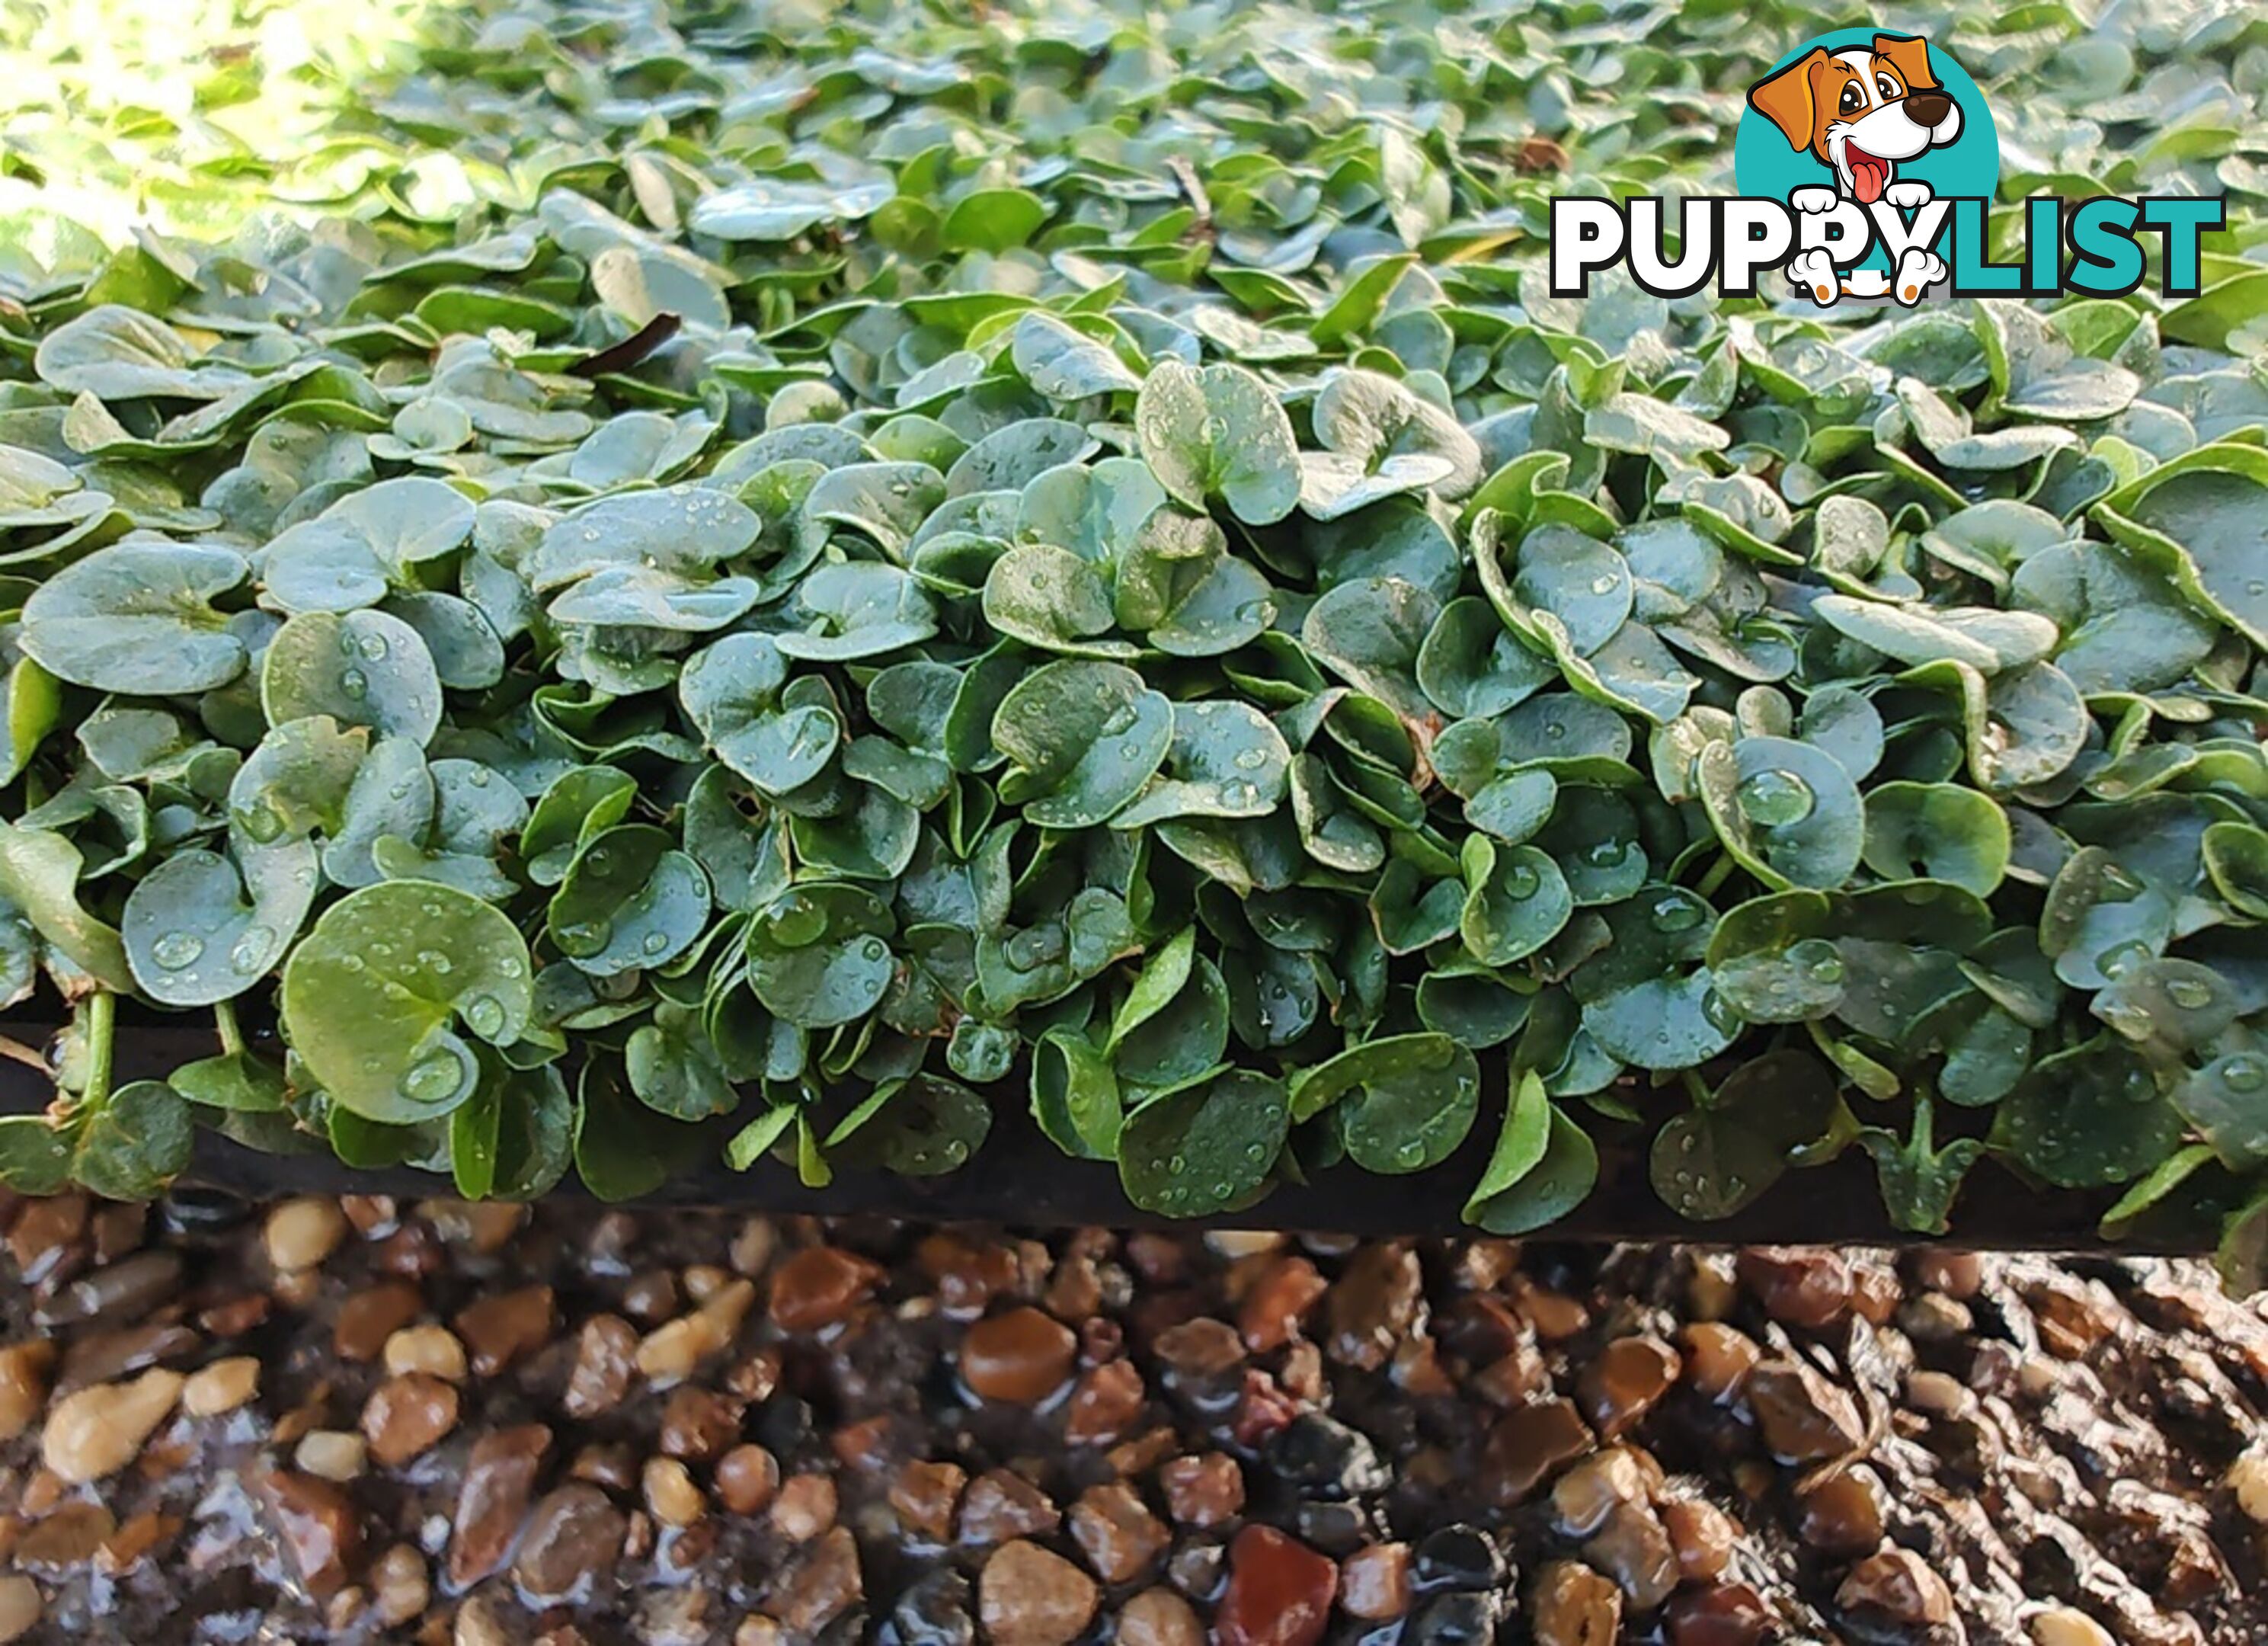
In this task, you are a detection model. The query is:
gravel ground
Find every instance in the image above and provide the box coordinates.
[0,1194,2263,1644]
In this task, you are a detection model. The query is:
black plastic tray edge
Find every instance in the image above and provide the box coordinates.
[0,1020,2206,1252]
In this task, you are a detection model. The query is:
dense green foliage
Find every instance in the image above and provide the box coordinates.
[1,0,2265,1267]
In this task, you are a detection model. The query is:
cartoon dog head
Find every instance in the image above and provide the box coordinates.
[1747,34,1963,205]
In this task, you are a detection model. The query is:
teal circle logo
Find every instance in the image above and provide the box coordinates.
[1735,30,1999,248]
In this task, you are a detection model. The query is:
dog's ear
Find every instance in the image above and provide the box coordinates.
[1872,34,1939,92]
[1748,49,1829,152]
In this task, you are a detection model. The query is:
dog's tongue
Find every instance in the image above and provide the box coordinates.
[1847,148,1889,204]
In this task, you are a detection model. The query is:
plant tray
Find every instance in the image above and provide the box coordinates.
[0,1020,2203,1252]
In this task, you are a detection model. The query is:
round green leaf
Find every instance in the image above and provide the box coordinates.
[19,541,248,694]
[1118,1069,1288,1216]
[262,609,443,746]
[280,881,533,1124]
[1697,735,1865,891]
[547,823,711,977]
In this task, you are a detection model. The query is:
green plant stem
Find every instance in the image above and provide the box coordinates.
[1694,852,1736,901]
[78,989,115,1113]
[214,998,245,1058]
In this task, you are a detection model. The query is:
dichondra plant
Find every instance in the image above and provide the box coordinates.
[0,0,2263,1275]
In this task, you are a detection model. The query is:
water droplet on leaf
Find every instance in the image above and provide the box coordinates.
[1735,767,1815,827]
[150,930,203,970]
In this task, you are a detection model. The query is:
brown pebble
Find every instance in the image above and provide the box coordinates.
[1794,1466,1886,1556]
[1512,1275,1590,1340]
[362,1373,460,1468]
[334,1281,423,1362]
[15,1501,116,1570]
[980,1539,1100,1646]
[1339,1542,1411,1620]
[1534,1558,1623,1646]
[0,1342,54,1442]
[453,1286,553,1377]
[1484,1397,1595,1504]
[563,1315,639,1417]
[1215,1523,1337,1646]
[260,1468,363,1600]
[1913,1250,1985,1300]
[889,1458,964,1541]
[1836,1547,1954,1628]
[1553,1448,1650,1538]
[41,1368,181,1484]
[772,1471,837,1542]
[0,1574,40,1643]
[513,1484,625,1604]
[1584,1500,1678,1611]
[1160,1451,1244,1527]
[1666,1582,1774,1646]
[1579,1336,1681,1439]
[920,1231,1023,1318]
[1327,1244,1422,1370]
[658,1386,744,1461]
[961,1305,1078,1404]
[1678,1324,1760,1404]
[772,1523,862,1635]
[1070,1481,1169,1584]
[1737,1247,1851,1329]
[718,1444,785,1517]
[1743,1359,1864,1462]
[1116,1587,1203,1646]
[1662,1497,1738,1584]
[768,1247,883,1332]
[1240,1255,1329,1352]
[448,1424,550,1587]
[1065,1359,1145,1443]
[959,1467,1061,1544]
[1153,1317,1245,1380]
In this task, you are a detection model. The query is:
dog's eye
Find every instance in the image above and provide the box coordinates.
[1838,83,1863,112]
[1876,73,1902,99]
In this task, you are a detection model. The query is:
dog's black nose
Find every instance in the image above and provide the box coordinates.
[1904,89,1953,126]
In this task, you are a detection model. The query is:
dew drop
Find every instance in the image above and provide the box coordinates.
[641,930,671,956]
[237,801,286,844]
[400,1051,466,1106]
[1004,926,1065,972]
[1790,937,1845,985]
[766,895,826,948]
[2097,938,2149,979]
[1649,895,1704,934]
[1735,767,1815,827]
[230,927,274,974]
[151,930,204,970]
[1500,861,1540,899]
[357,630,389,661]
[1100,703,1137,737]
[1231,747,1268,771]
[558,917,612,957]
[2165,975,2215,1010]
[1701,988,1741,1034]
[1168,1152,1188,1174]
[1588,572,1619,595]
[338,667,369,701]
[2222,1054,2266,1094]
[462,994,507,1038]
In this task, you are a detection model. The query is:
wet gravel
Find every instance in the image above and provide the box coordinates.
[0,1192,2264,1644]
